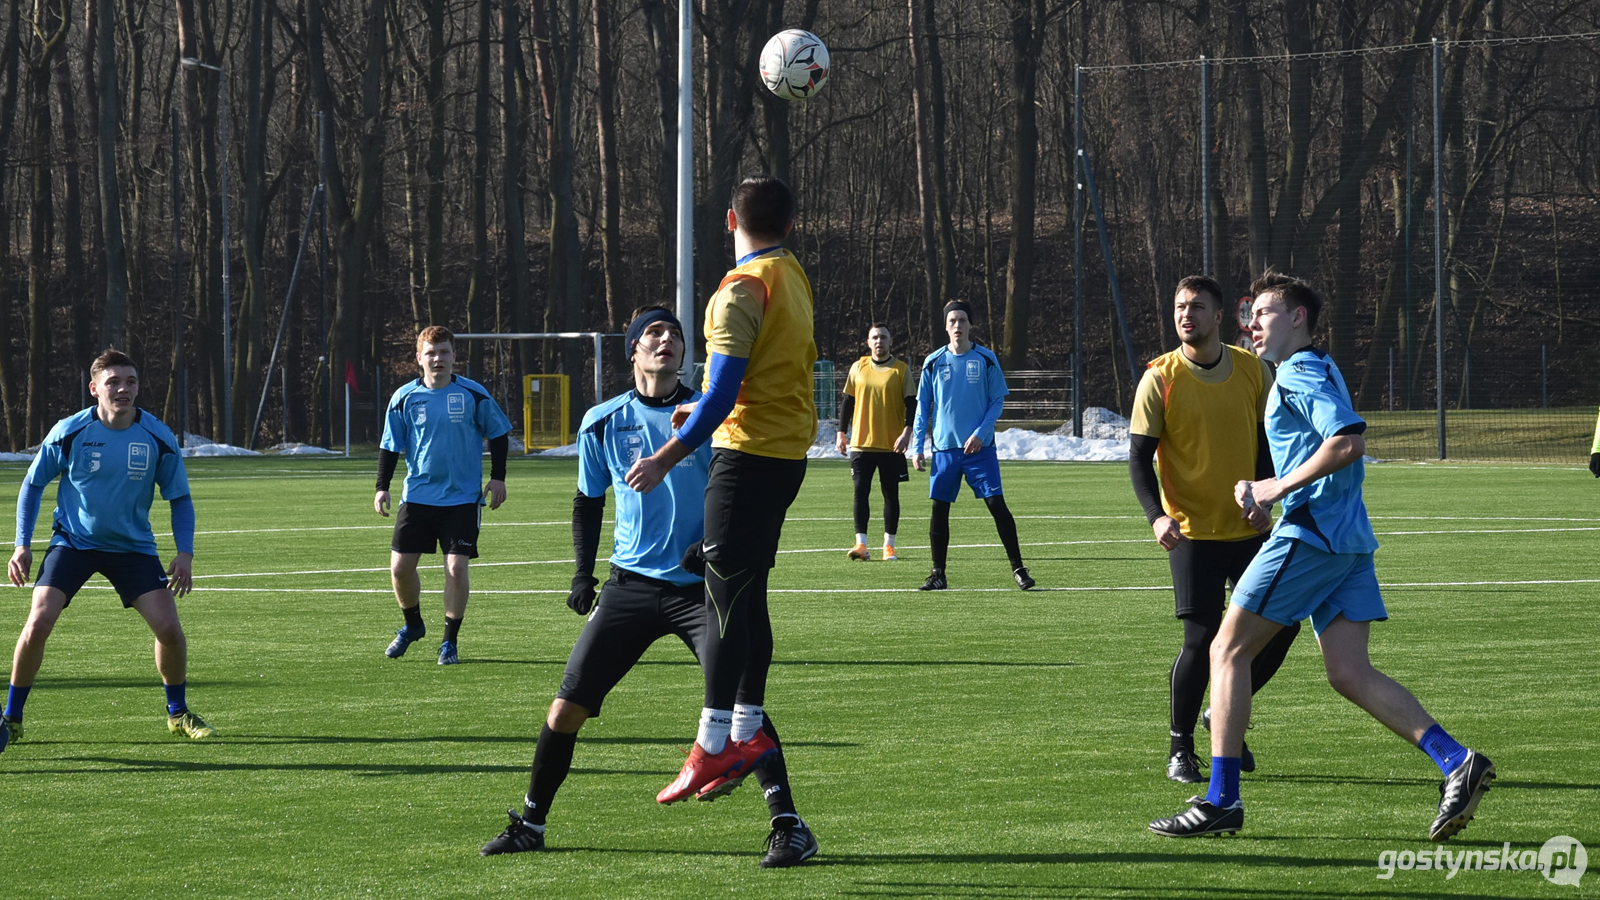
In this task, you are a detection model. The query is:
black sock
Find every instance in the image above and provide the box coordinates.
[402,605,424,634]
[1170,615,1219,751]
[444,616,463,643]
[754,715,799,821]
[523,724,578,826]
[929,500,951,571]
[984,494,1024,569]
[1249,620,1301,694]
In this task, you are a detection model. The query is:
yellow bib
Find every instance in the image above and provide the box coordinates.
[1148,345,1265,541]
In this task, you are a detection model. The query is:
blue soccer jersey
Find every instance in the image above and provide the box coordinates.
[1266,347,1378,554]
[914,343,1009,454]
[20,409,190,556]
[381,376,513,507]
[577,384,710,585]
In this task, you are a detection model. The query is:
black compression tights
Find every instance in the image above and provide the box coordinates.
[1169,612,1301,743]
[929,495,1023,571]
[853,470,902,536]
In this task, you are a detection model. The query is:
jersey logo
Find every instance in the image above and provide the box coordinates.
[966,359,981,383]
[88,451,102,473]
[415,404,428,425]
[128,443,151,472]
[940,365,952,382]
[448,393,467,421]
[624,434,644,465]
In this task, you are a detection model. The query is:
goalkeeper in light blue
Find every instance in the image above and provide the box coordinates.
[4,349,213,754]
[1150,271,1494,841]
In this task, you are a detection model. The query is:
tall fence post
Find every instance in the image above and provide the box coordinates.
[1432,37,1447,460]
[1200,55,1212,276]
[1072,65,1084,438]
[1541,344,1548,408]
[1388,345,1395,412]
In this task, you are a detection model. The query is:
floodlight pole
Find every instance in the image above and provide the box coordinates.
[182,56,232,445]
[675,0,695,370]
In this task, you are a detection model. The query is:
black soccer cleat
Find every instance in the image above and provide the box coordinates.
[1149,796,1243,838]
[1167,751,1205,784]
[1430,750,1494,841]
[918,568,947,591]
[480,810,547,856]
[760,818,819,868]
[1200,707,1255,773]
[1013,566,1035,590]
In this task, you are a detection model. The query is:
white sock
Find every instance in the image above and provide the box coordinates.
[731,704,765,742]
[884,533,896,548]
[697,708,732,754]
[855,533,868,546]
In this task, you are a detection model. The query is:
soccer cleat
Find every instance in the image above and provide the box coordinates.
[385,625,425,659]
[847,543,870,561]
[1201,707,1256,773]
[167,709,216,740]
[1429,749,1494,841]
[696,730,779,801]
[1149,796,1244,837]
[480,810,546,856]
[0,715,23,754]
[1013,566,1036,590]
[438,640,460,666]
[760,818,819,868]
[918,568,947,591]
[881,545,899,561]
[656,742,753,805]
[1167,751,1205,783]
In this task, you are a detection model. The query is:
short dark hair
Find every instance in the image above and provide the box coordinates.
[868,322,891,334]
[630,304,674,320]
[1175,275,1224,308]
[90,348,137,378]
[731,175,796,241]
[1250,270,1323,334]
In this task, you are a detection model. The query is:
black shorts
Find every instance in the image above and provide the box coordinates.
[36,545,169,608]
[702,449,807,570]
[391,502,481,558]
[556,566,708,715]
[850,450,909,487]
[1169,533,1268,619]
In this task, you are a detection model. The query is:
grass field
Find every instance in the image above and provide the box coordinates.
[0,456,1595,898]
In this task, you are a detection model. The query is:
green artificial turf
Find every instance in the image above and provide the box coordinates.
[0,456,1594,898]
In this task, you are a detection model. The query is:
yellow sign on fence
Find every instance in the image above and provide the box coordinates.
[523,374,570,452]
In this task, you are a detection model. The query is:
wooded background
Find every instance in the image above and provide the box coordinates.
[2,0,1597,452]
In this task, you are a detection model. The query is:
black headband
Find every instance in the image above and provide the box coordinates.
[626,308,683,360]
[943,300,973,318]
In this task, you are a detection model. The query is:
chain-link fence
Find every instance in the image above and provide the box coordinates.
[1073,32,1600,461]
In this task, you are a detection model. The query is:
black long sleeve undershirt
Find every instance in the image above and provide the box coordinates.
[376,449,400,491]
[488,434,509,481]
[839,394,856,431]
[572,492,604,579]
[1128,433,1165,524]
[1255,425,1275,480]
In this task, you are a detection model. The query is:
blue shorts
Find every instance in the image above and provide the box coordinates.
[36,545,170,608]
[929,445,1004,503]
[1230,535,1387,636]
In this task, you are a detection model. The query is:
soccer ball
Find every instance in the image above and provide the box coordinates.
[760,30,830,101]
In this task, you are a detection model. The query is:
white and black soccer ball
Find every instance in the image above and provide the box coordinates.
[760,29,830,102]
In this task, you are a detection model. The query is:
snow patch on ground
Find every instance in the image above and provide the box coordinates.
[812,408,1131,461]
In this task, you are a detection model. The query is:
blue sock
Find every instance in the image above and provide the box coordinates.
[1419,724,1468,776]
[164,683,187,717]
[4,683,30,721]
[1204,757,1242,808]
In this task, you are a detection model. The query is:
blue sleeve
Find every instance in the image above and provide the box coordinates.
[380,395,407,453]
[913,365,933,454]
[15,481,45,546]
[975,394,1005,442]
[156,449,191,502]
[577,423,609,498]
[169,495,196,556]
[478,395,513,440]
[675,352,748,450]
[1290,367,1365,441]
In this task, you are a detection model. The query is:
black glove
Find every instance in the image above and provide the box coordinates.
[1590,453,1600,478]
[567,574,598,615]
[680,541,706,578]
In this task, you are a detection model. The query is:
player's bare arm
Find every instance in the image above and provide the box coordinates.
[626,436,693,494]
[1151,516,1181,551]
[1237,433,1365,508]
[893,427,912,454]
[8,545,31,587]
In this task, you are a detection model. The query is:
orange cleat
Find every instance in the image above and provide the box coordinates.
[847,543,870,561]
[881,545,899,561]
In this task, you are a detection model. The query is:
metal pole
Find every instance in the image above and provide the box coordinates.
[675,0,695,371]
[219,67,233,445]
[282,365,289,445]
[1071,66,1084,438]
[1542,344,1548,408]
[1388,345,1394,412]
[318,111,331,449]
[171,105,186,448]
[593,333,604,402]
[1200,56,1212,276]
[1432,38,1446,460]
[248,185,323,449]
[344,382,351,457]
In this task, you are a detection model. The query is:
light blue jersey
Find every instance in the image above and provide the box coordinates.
[21,409,190,556]
[1266,347,1378,554]
[381,376,512,507]
[914,343,1009,454]
[578,384,710,585]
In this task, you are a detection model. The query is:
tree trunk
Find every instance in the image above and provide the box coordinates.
[465,0,492,373]
[96,0,130,351]
[1331,0,1365,370]
[26,2,69,444]
[908,0,941,345]
[238,0,272,446]
[423,0,447,326]
[1000,0,1042,370]
[592,0,621,329]
[640,0,677,273]
[504,0,535,374]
